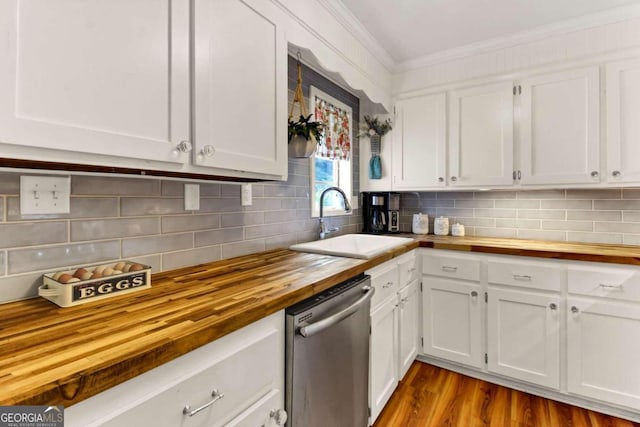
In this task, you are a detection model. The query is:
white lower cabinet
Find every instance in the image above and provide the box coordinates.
[422,277,482,368]
[419,248,640,420]
[66,311,285,427]
[398,280,420,379]
[369,294,398,424]
[487,288,561,389]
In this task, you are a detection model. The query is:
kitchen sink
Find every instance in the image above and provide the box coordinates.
[289,234,414,259]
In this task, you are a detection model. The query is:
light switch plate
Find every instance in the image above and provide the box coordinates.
[184,184,200,210]
[20,176,71,215]
[241,184,252,206]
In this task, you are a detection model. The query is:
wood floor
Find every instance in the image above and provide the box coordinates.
[373,362,639,427]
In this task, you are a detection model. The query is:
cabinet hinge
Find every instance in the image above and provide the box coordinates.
[512,170,516,180]
[368,407,371,417]
[513,86,516,95]
[420,282,423,292]
[484,292,488,303]
[369,325,372,335]
[485,353,488,364]
[518,85,522,95]
[421,337,424,347]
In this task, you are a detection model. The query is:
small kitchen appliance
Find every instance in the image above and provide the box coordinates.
[362,192,401,234]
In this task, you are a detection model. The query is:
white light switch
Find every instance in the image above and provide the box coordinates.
[20,176,71,215]
[241,183,252,206]
[184,184,200,210]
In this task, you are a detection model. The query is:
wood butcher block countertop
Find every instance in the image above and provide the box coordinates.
[2,234,640,407]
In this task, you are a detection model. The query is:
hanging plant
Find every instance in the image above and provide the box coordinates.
[360,115,393,138]
[360,115,393,180]
[288,114,324,142]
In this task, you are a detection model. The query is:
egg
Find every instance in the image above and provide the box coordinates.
[73,268,88,278]
[114,262,126,271]
[112,270,123,275]
[123,264,132,273]
[94,265,107,275]
[52,271,66,280]
[103,267,114,276]
[80,272,93,281]
[66,277,81,283]
[58,273,74,283]
[129,264,145,272]
[90,272,103,279]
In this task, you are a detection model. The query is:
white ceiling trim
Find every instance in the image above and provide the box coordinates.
[315,0,396,72]
[325,2,640,74]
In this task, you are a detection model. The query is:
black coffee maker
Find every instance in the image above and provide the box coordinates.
[362,192,401,234]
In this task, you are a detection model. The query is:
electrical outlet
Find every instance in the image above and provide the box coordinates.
[184,184,200,210]
[20,176,71,215]
[241,183,252,206]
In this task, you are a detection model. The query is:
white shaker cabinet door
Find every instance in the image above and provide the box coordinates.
[193,0,287,177]
[422,277,482,368]
[369,295,398,425]
[448,82,514,187]
[392,93,447,190]
[0,0,190,164]
[397,280,420,380]
[567,297,640,410]
[607,58,640,184]
[487,288,561,390]
[518,67,600,185]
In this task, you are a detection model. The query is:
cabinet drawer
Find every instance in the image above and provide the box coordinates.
[422,252,480,282]
[397,252,418,286]
[488,258,564,291]
[568,264,640,302]
[367,262,399,310]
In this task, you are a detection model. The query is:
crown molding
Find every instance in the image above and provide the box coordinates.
[315,0,396,72]
[396,3,640,73]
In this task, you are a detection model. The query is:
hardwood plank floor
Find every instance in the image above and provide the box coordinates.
[373,362,639,427]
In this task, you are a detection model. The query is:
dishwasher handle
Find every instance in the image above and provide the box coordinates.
[298,286,375,338]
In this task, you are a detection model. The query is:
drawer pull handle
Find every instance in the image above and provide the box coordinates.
[441,266,457,272]
[513,274,532,281]
[599,283,623,290]
[571,306,579,313]
[183,389,224,417]
[549,303,557,310]
[382,281,394,289]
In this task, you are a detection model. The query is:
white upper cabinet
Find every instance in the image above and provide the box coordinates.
[193,0,287,177]
[0,0,190,164]
[518,67,600,185]
[607,57,640,184]
[448,82,514,187]
[391,94,447,190]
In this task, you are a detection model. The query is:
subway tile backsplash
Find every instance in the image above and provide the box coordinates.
[400,189,640,245]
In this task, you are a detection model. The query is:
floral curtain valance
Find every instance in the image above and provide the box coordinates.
[314,95,351,161]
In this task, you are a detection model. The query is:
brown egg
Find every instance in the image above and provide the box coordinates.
[103,267,114,276]
[74,268,88,278]
[66,277,81,283]
[80,271,93,281]
[129,264,144,272]
[90,272,103,279]
[94,265,107,274]
[52,271,66,280]
[58,273,74,283]
[114,262,126,271]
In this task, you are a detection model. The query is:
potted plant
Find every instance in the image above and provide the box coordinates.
[288,114,325,158]
[361,115,392,179]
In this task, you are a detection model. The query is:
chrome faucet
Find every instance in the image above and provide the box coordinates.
[319,186,352,239]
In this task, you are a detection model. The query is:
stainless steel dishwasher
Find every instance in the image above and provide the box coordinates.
[285,273,374,427]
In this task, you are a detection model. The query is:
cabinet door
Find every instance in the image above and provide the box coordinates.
[448,82,514,187]
[0,0,190,164]
[392,94,446,189]
[398,280,420,380]
[370,295,398,425]
[567,297,640,410]
[193,0,287,177]
[607,58,640,184]
[519,67,600,185]
[487,288,560,389]
[422,277,482,368]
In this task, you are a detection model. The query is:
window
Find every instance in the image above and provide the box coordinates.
[309,86,353,218]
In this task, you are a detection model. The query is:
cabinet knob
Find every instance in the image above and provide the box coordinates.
[450,176,458,182]
[172,140,193,157]
[269,409,288,426]
[438,177,444,182]
[549,303,557,310]
[197,145,216,161]
[571,306,579,313]
[590,171,599,178]
[471,291,478,297]
[612,170,621,178]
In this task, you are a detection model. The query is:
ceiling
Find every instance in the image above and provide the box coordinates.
[340,0,640,63]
